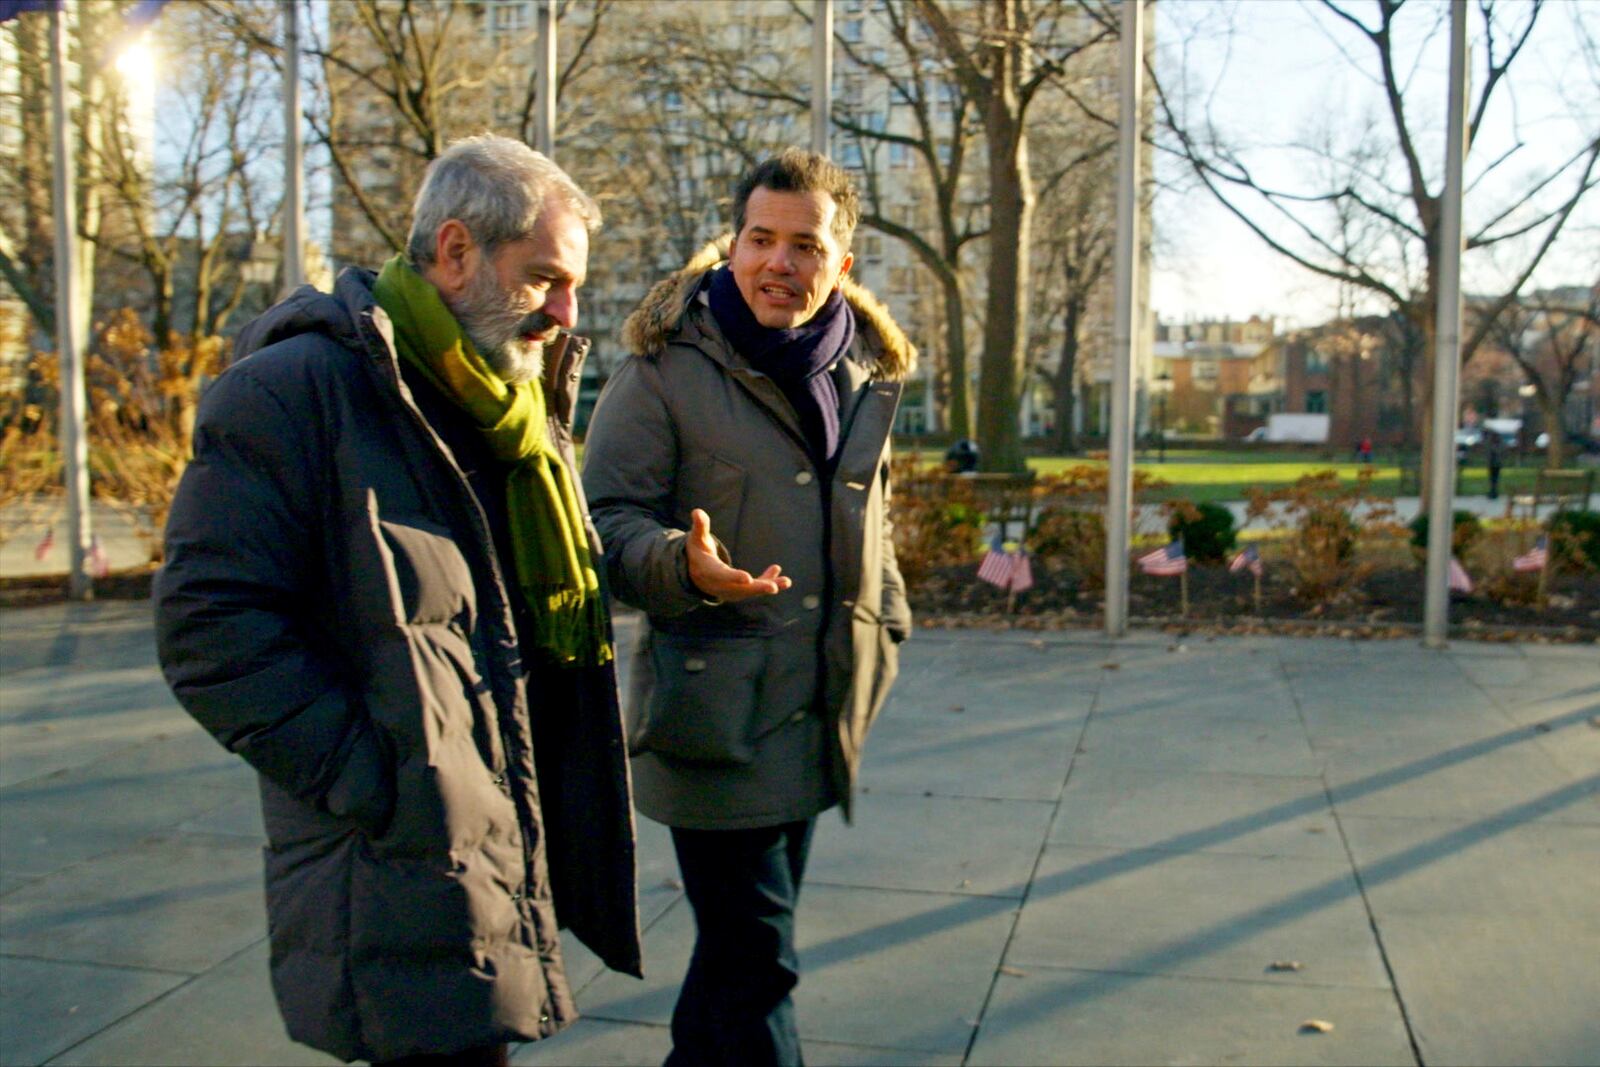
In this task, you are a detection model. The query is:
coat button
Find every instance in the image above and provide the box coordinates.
[684,657,707,672]
[794,470,814,485]
[802,594,820,610]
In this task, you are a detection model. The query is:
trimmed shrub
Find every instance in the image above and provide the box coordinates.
[1407,509,1484,558]
[1030,506,1107,591]
[1168,500,1237,563]
[1546,509,1600,569]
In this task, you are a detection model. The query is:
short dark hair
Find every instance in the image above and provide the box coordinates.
[731,148,861,250]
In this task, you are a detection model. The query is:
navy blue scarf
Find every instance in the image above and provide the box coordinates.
[708,266,855,463]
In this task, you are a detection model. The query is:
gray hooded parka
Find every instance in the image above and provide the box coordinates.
[154,269,640,1062]
[582,241,914,830]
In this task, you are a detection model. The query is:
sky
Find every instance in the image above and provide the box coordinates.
[1147,0,1600,330]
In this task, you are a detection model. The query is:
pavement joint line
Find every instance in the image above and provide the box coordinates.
[0,949,197,978]
[804,879,1028,902]
[957,644,1108,1067]
[570,891,686,999]
[1281,648,1424,1067]
[39,935,273,1066]
[858,789,1058,805]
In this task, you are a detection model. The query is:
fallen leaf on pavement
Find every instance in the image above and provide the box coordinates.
[998,965,1029,977]
[949,705,966,714]
[1299,1019,1334,1034]
[1102,662,1120,670]
[660,878,683,891]
[1268,960,1304,972]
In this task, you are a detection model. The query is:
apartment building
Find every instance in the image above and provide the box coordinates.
[326,0,1145,437]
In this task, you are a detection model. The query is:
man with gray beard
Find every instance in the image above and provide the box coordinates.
[154,135,640,1065]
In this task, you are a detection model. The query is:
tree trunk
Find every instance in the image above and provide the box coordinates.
[941,270,971,438]
[1541,394,1566,469]
[974,32,1031,472]
[1051,298,1081,454]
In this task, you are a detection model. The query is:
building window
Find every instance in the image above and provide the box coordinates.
[1306,390,1327,413]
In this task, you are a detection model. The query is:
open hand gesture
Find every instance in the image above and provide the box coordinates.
[685,508,792,602]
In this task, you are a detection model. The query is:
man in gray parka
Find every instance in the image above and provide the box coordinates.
[155,136,639,1065]
[583,149,913,1066]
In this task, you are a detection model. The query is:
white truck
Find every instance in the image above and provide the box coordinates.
[1244,413,1330,444]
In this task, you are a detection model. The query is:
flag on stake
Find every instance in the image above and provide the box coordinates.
[1447,555,1473,594]
[1512,536,1548,574]
[977,534,1014,588]
[33,526,55,560]
[1138,538,1187,576]
[1228,543,1263,577]
[87,534,110,578]
[1009,550,1034,594]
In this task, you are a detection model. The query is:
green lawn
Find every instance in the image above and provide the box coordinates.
[902,447,1542,503]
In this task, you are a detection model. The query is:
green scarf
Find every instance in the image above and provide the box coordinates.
[373,256,612,667]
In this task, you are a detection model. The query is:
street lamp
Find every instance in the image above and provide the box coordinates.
[1149,371,1173,463]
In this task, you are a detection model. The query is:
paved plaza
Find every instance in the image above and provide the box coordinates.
[0,599,1596,1066]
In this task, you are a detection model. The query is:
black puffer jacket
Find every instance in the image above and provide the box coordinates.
[154,269,639,1063]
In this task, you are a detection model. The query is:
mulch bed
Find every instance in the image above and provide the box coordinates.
[7,561,1596,644]
[912,561,1600,643]
[0,566,159,609]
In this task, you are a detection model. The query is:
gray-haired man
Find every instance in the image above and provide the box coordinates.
[155,135,639,1065]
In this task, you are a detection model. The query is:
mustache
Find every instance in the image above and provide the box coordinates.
[515,311,559,341]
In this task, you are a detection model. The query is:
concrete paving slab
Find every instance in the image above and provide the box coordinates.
[1371,916,1600,1067]
[1323,739,1600,824]
[857,715,1079,800]
[0,603,161,678]
[0,831,265,974]
[1051,765,1345,861]
[1010,845,1390,989]
[967,967,1414,1067]
[808,792,1054,897]
[45,940,337,1066]
[1339,815,1600,918]
[0,956,186,1067]
[175,795,264,840]
[1076,710,1321,777]
[792,884,1017,1055]
[0,729,252,879]
[0,654,183,797]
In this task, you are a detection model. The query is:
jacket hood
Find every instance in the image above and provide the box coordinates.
[234,268,377,363]
[621,236,917,381]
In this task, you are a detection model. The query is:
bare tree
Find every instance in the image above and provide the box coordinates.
[1154,0,1600,466]
[915,0,1116,470]
[1479,285,1600,468]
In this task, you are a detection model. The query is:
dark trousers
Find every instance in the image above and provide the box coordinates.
[664,819,816,1067]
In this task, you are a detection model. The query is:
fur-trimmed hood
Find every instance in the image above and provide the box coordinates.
[620,236,917,381]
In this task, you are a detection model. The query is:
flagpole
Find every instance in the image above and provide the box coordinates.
[50,4,93,600]
[1179,565,1188,617]
[281,0,305,293]
[811,0,832,155]
[1422,0,1469,648]
[535,0,556,157]
[1104,0,1143,638]
[1253,570,1262,616]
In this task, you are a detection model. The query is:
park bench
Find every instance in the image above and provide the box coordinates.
[1509,468,1595,520]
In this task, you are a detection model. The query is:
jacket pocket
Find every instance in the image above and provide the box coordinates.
[375,510,476,627]
[638,632,766,765]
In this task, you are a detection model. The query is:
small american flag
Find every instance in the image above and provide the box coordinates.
[1447,555,1473,594]
[1512,536,1548,574]
[977,535,1033,593]
[1228,544,1263,577]
[33,525,54,561]
[1138,538,1187,577]
[87,535,110,578]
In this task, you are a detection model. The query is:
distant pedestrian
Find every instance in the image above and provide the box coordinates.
[154,136,639,1065]
[1358,437,1373,464]
[1487,435,1504,500]
[944,437,980,473]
